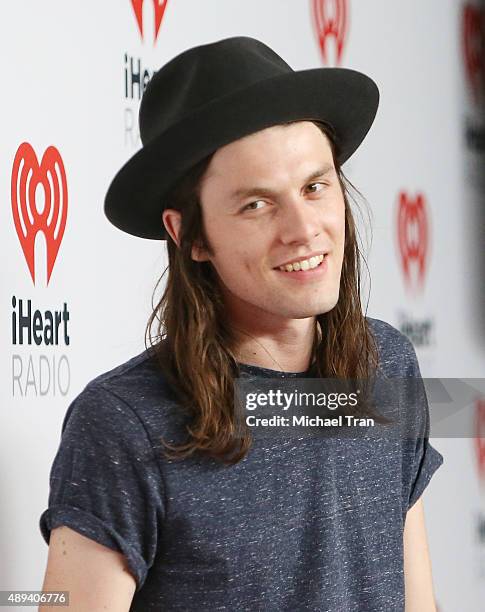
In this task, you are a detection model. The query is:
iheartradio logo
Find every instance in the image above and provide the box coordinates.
[11,143,68,286]
[396,191,429,293]
[131,0,169,43]
[462,2,485,105]
[311,0,348,66]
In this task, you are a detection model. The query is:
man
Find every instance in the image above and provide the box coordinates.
[39,37,443,611]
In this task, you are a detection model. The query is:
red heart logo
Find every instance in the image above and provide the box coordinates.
[396,191,429,293]
[311,0,348,66]
[11,142,68,285]
[131,0,169,43]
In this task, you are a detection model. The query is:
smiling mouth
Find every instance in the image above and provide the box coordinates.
[274,254,327,273]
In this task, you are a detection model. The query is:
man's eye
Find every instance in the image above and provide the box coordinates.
[307,182,327,193]
[242,200,266,212]
[241,184,327,212]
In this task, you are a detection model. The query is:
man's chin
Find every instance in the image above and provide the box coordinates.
[267,302,338,320]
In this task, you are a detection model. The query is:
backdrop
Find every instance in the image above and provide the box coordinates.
[1,1,484,610]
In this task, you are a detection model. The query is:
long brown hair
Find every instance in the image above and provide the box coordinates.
[145,120,385,464]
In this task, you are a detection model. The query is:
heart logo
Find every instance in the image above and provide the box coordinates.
[11,142,68,285]
[311,0,348,66]
[396,191,429,293]
[131,0,169,43]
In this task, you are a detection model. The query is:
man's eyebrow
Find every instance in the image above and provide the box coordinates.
[229,163,336,201]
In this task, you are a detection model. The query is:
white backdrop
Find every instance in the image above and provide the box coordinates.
[1,1,484,610]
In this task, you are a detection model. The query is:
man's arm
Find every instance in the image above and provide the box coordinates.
[403,497,438,612]
[39,526,136,612]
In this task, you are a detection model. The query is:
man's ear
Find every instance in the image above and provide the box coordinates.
[162,209,182,247]
[162,209,210,262]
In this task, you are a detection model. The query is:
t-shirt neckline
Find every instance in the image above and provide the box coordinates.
[236,361,313,378]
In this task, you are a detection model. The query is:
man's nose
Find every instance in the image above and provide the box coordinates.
[276,198,322,243]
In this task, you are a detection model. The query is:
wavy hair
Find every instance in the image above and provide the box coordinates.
[145,120,387,464]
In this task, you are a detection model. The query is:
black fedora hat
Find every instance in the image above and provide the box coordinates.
[104,36,379,240]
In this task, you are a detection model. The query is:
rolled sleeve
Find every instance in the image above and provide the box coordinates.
[399,340,444,512]
[407,438,444,510]
[39,383,165,591]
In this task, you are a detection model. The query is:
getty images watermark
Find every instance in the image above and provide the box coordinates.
[233,377,485,439]
[244,386,366,428]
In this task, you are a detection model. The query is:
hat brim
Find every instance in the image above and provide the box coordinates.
[104,67,379,240]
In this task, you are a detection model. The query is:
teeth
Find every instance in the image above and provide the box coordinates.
[279,254,325,272]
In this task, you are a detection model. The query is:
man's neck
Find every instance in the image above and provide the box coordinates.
[231,318,318,373]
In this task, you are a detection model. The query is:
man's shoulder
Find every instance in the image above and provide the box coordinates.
[88,347,162,393]
[61,344,176,432]
[81,345,164,397]
[366,316,410,347]
[73,347,171,408]
[365,316,420,377]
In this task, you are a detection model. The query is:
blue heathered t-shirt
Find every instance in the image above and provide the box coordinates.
[39,317,444,611]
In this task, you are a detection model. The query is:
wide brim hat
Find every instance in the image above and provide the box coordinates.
[105,36,380,240]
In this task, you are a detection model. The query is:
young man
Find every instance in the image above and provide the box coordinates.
[39,37,443,611]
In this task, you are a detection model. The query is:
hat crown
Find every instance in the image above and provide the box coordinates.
[106,35,380,240]
[139,37,293,145]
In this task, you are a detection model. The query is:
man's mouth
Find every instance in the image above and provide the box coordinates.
[275,253,327,273]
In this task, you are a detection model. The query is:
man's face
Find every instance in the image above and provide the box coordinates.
[195,121,346,323]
